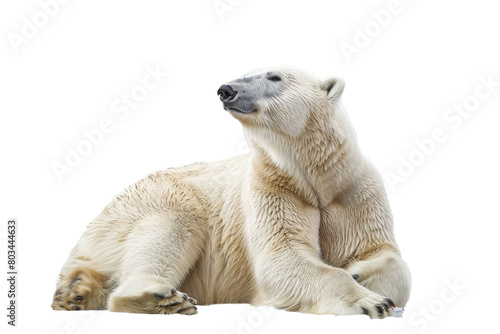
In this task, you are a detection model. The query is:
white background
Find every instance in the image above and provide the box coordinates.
[1,0,499,333]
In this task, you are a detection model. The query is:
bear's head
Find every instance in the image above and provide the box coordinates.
[218,67,357,202]
[217,67,346,137]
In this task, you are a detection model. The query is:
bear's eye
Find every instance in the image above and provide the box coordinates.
[268,76,281,82]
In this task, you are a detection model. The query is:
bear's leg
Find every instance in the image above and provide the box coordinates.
[345,247,411,308]
[52,266,109,310]
[108,210,205,315]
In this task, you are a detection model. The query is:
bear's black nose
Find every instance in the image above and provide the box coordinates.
[217,85,237,102]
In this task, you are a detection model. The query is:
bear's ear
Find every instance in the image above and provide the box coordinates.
[321,77,345,101]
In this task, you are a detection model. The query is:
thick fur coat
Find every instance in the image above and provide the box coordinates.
[52,67,411,318]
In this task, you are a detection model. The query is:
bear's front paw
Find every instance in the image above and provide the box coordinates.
[154,289,198,315]
[354,292,395,319]
[110,287,198,315]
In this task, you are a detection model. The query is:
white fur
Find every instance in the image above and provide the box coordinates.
[54,67,411,318]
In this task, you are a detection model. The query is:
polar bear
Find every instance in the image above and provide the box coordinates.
[52,67,411,318]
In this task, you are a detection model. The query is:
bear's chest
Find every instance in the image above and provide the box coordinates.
[317,207,364,268]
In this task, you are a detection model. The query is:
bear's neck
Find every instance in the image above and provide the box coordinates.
[246,106,363,208]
